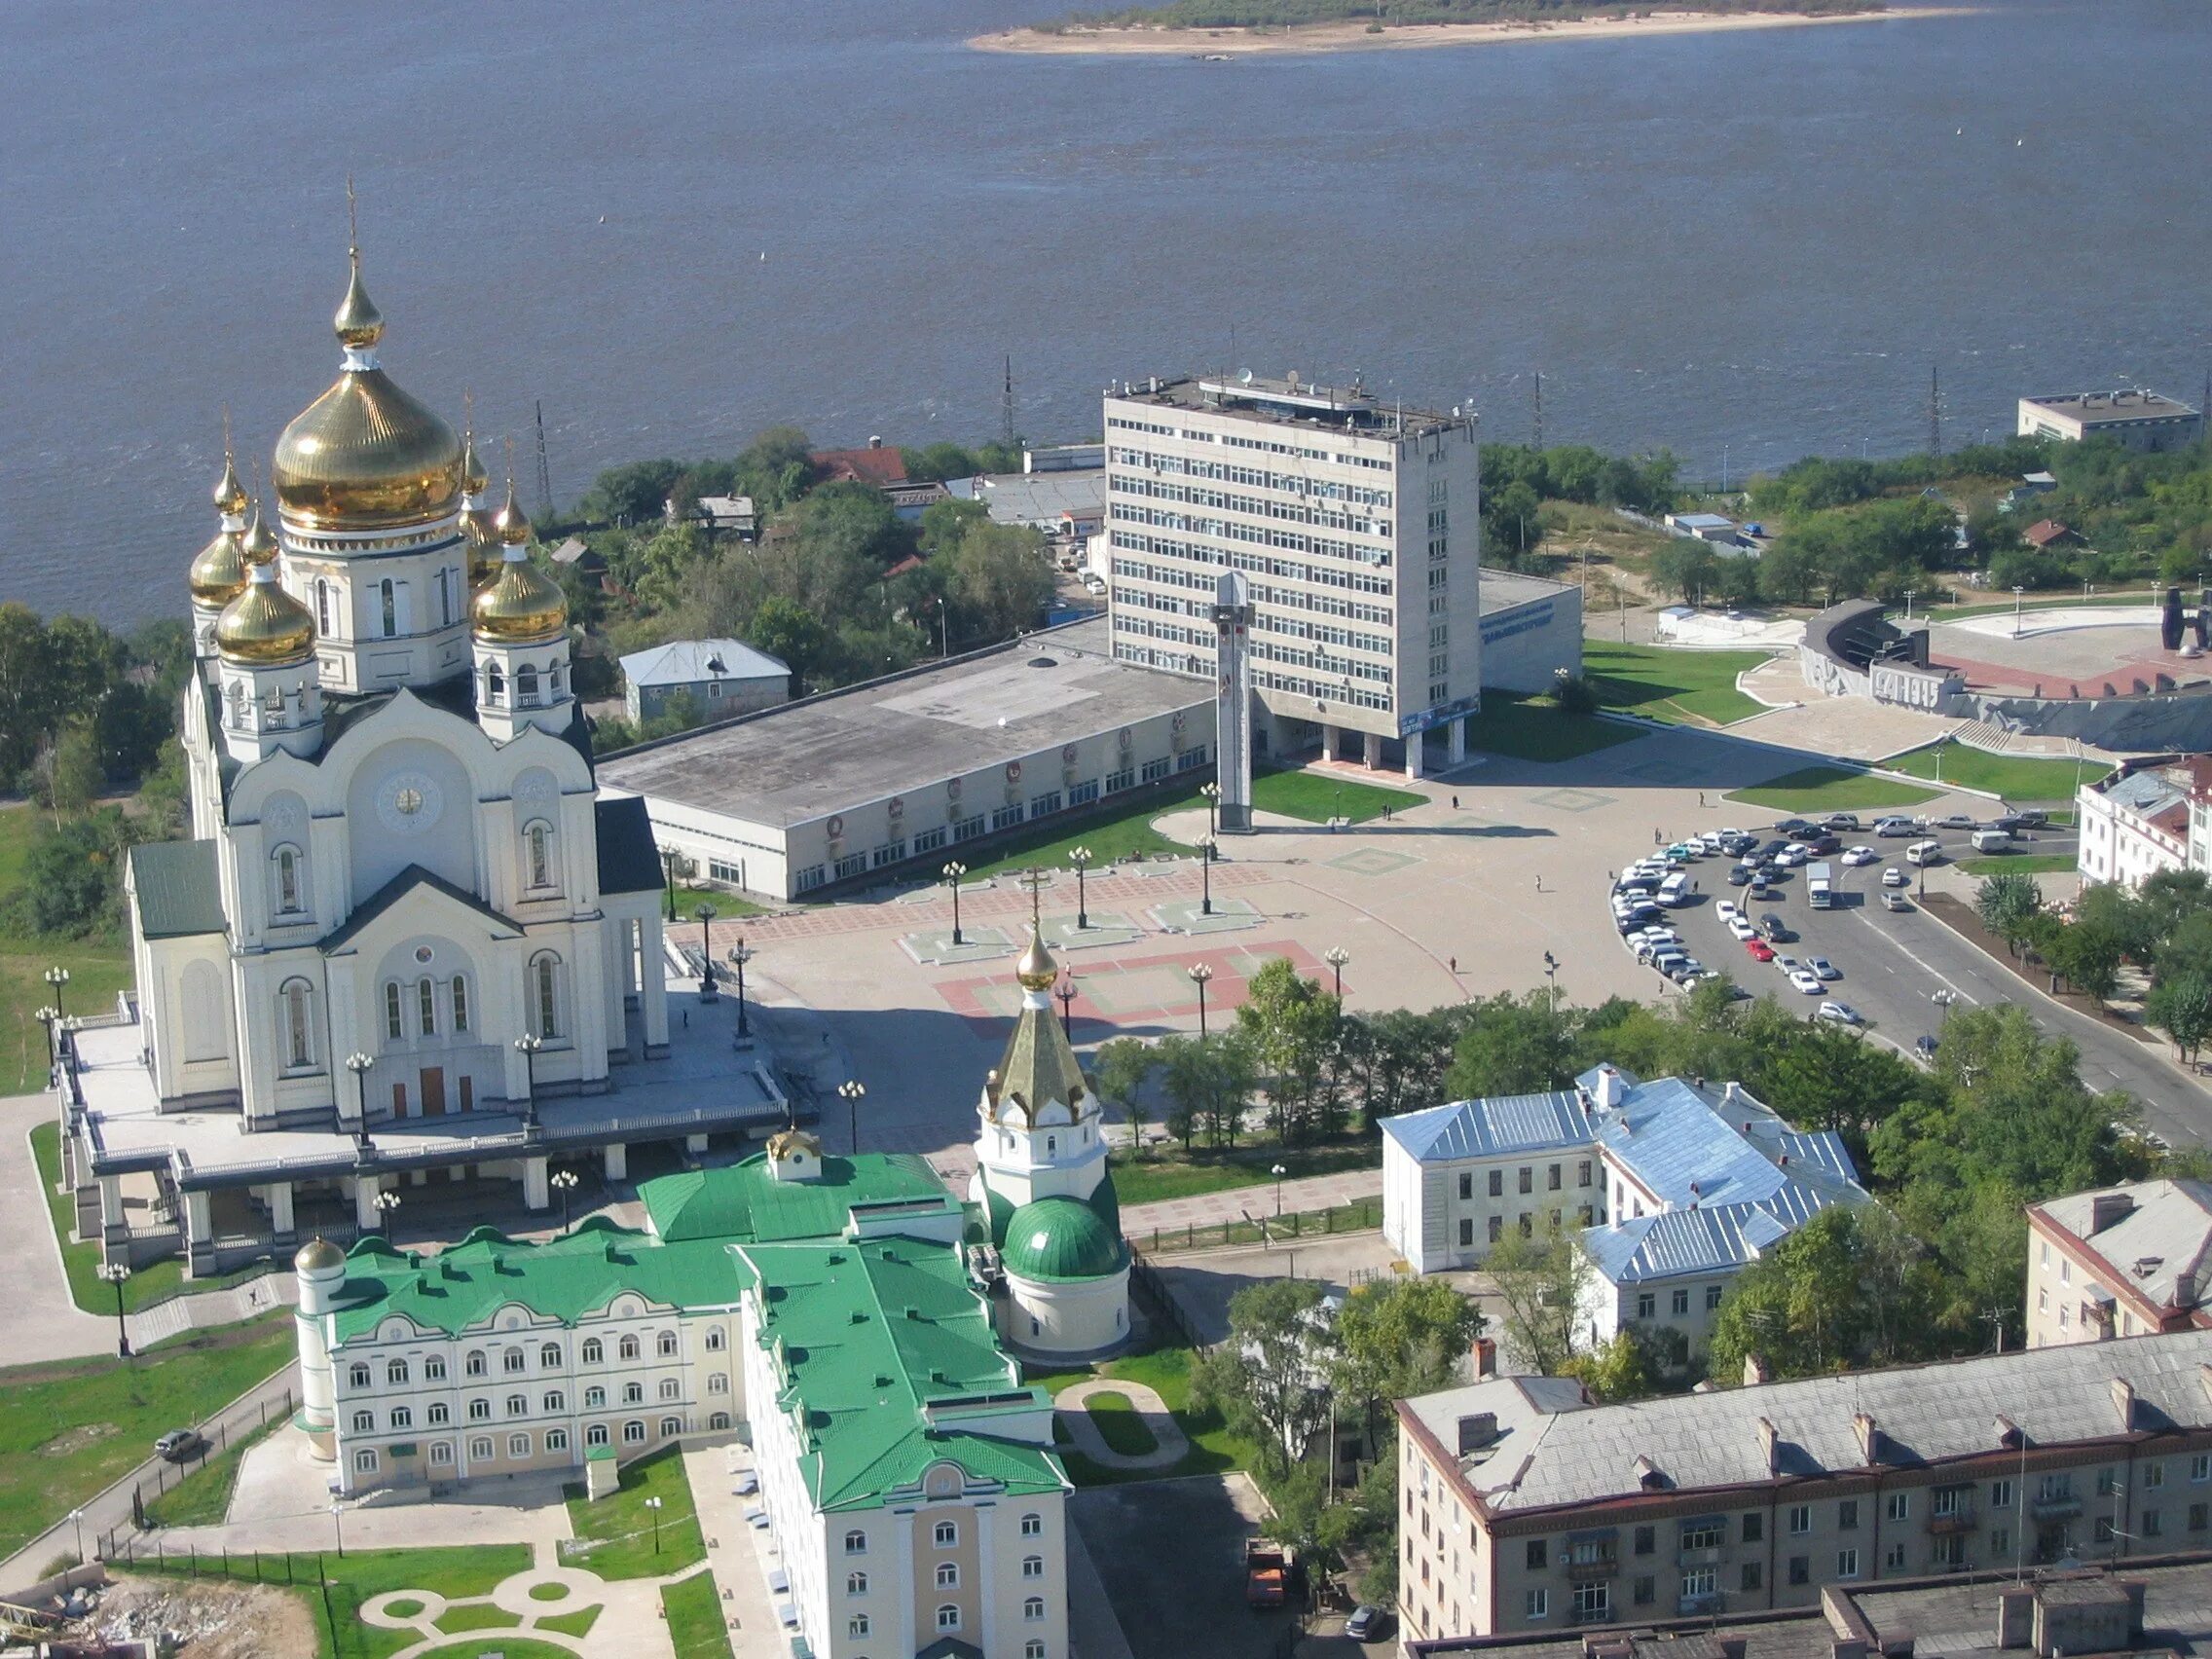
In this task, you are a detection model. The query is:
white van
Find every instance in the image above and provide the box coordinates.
[1971,828,2012,853]
[1905,839,1944,867]
[1658,872,1693,906]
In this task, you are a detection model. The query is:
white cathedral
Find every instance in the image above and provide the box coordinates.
[55,254,786,1276]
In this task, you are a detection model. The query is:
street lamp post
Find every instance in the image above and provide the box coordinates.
[693,903,719,998]
[1188,963,1214,1039]
[661,849,679,923]
[34,1005,58,1070]
[1067,847,1092,932]
[2012,585,2027,635]
[1199,782,1221,845]
[95,1261,130,1358]
[646,1494,664,1556]
[1055,975,1077,1037]
[373,1187,401,1238]
[344,1051,371,1133]
[838,1079,866,1155]
[1543,950,1560,1002]
[331,1500,346,1559]
[1199,835,1217,917]
[729,937,755,1040]
[44,966,69,1020]
[1272,1163,1287,1218]
[943,863,968,946]
[1323,946,1349,1003]
[514,1034,543,1124]
[550,1168,579,1233]
[69,1508,84,1567]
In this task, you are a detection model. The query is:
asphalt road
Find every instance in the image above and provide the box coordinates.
[1621,829,2210,1150]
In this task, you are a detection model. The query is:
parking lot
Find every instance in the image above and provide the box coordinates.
[1610,814,2080,1062]
[1072,1474,1292,1659]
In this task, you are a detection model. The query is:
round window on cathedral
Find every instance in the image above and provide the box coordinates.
[414,945,434,965]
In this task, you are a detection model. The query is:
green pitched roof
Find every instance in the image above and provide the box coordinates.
[326,1218,740,1344]
[642,1152,947,1244]
[129,839,226,939]
[736,1236,1065,1512]
[1000,1197,1128,1283]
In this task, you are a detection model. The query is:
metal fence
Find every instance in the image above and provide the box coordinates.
[1135,1198,1380,1258]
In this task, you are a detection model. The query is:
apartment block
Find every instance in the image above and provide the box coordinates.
[2027,1180,2212,1348]
[1102,373,1482,778]
[1395,1329,2212,1646]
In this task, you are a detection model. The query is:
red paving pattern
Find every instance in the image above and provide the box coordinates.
[718,864,1272,944]
[1930,645,2205,697]
[935,939,1334,1035]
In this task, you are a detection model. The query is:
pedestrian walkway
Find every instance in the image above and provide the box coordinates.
[1119,1165,1382,1241]
[682,1440,781,1656]
[1054,1380,1189,1471]
[1,1092,111,1364]
[126,1271,295,1348]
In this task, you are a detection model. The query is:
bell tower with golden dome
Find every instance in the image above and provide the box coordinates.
[211,554,324,762]
[470,481,574,742]
[270,248,473,696]
[188,441,252,658]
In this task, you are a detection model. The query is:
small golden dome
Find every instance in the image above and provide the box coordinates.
[188,528,250,608]
[212,451,248,518]
[294,1235,346,1272]
[1015,929,1058,992]
[495,478,533,547]
[461,428,489,497]
[472,551,568,646]
[215,570,316,666]
[240,501,279,567]
[461,504,503,588]
[334,252,384,350]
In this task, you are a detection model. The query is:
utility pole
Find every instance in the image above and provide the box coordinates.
[534,400,554,521]
[1928,365,1942,459]
[1532,370,1544,451]
[1002,354,1016,452]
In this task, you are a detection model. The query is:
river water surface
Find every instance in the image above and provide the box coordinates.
[4,0,2208,623]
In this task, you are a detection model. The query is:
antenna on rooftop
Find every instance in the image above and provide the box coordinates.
[1002,354,1016,452]
[534,400,554,520]
[1928,365,1943,459]
[1533,370,1544,450]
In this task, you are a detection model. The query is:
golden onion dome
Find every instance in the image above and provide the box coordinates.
[461,504,503,588]
[1015,929,1058,992]
[212,450,248,518]
[272,259,462,533]
[215,569,316,666]
[239,501,279,567]
[495,478,533,547]
[461,428,489,497]
[334,251,384,350]
[188,527,250,608]
[472,551,568,646]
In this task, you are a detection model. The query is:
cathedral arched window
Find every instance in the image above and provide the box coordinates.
[451,976,470,1034]
[436,568,451,628]
[274,845,303,914]
[485,661,504,705]
[280,978,316,1071]
[315,579,331,635]
[526,822,555,891]
[549,662,565,693]
[531,952,564,1041]
[516,664,539,708]
[385,980,404,1042]
[418,977,437,1038]
[380,579,397,639]
[228,681,248,730]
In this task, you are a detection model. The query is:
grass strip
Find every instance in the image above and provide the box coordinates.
[1726,765,1938,812]
[560,1445,704,1580]
[662,1568,736,1659]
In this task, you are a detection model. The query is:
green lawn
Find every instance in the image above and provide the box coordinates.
[124,1544,533,1659]
[1930,588,2158,620]
[667,884,766,920]
[0,805,134,1095]
[662,1569,737,1659]
[1249,767,1422,825]
[1049,1344,1253,1488]
[538,1604,605,1638]
[30,1121,269,1313]
[1461,695,1640,762]
[952,784,1204,882]
[0,1317,293,1558]
[560,1446,704,1580]
[1882,741,2109,802]
[1726,766,1939,813]
[142,1416,277,1529]
[1085,1391,1160,1457]
[1583,641,1770,726]
[1960,853,2079,876]
[435,1604,521,1634]
[1109,1142,1377,1206]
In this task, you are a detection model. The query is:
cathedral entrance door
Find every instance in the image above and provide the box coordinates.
[391,1082,408,1118]
[420,1068,446,1117]
[458,1076,473,1113]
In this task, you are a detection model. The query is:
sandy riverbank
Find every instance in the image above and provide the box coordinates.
[972,7,1972,56]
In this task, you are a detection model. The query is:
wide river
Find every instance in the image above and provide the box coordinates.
[4,0,2208,625]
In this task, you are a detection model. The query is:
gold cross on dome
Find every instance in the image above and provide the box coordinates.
[1016,866,1050,930]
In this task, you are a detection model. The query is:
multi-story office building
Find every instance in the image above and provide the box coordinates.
[1395,1329,2212,1645]
[1102,373,1482,778]
[2027,1180,2212,1348]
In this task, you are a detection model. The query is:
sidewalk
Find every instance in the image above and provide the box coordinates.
[1119,1166,1382,1239]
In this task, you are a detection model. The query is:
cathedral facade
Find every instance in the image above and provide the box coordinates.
[56,255,786,1275]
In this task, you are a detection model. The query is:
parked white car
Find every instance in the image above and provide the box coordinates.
[1728,916,1757,940]
[1818,1001,1863,1025]
[1881,866,1909,888]
[1788,969,1825,995]
[1842,845,1879,866]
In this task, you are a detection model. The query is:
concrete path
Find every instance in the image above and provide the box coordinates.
[0,1092,111,1364]
[126,1272,296,1349]
[1120,1167,1382,1243]
[682,1441,780,1656]
[1055,1381,1189,1472]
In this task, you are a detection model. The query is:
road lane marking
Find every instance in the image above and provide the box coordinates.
[1849,911,1982,1006]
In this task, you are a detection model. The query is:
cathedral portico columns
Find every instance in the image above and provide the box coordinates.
[523,1155,549,1210]
[353,1173,385,1232]
[98,1174,126,1250]
[183,1189,215,1277]
[603,1142,627,1182]
[685,1132,709,1153]
[640,914,670,1055]
[266,1180,296,1243]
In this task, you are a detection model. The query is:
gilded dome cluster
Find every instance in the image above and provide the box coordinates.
[471,481,570,645]
[215,566,316,665]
